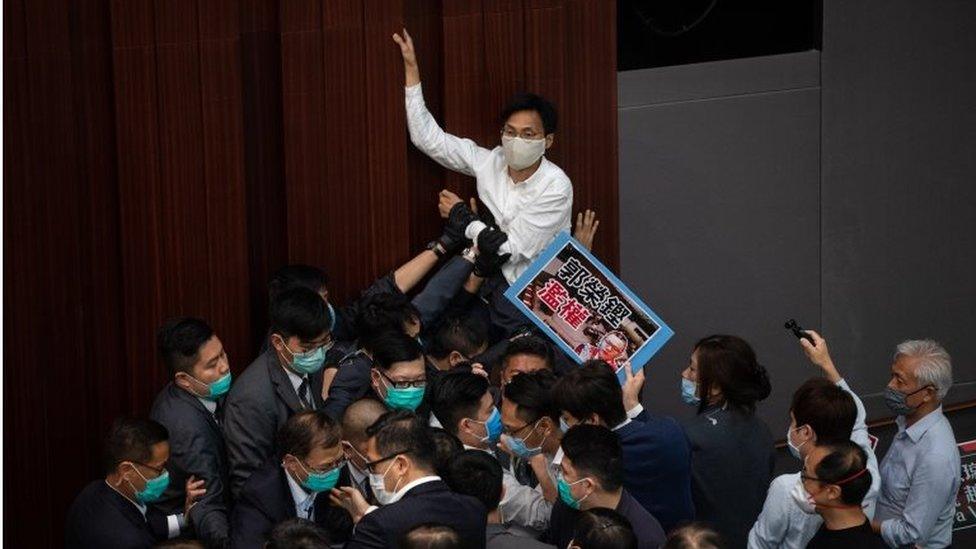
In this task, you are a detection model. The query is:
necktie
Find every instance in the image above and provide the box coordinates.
[297,378,312,410]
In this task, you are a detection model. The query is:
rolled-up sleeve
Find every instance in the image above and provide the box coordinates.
[499,468,552,533]
[405,84,491,176]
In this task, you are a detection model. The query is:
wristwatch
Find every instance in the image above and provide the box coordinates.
[426,240,447,257]
[461,246,478,263]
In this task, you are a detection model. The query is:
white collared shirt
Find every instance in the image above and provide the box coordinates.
[405,83,573,284]
[284,368,314,410]
[284,466,316,520]
[106,481,184,538]
[197,397,217,419]
[462,444,552,534]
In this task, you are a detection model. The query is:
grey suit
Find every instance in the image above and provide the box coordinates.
[486,524,556,549]
[149,382,229,547]
[223,348,324,498]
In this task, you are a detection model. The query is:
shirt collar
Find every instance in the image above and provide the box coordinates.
[898,405,945,443]
[105,480,147,518]
[347,461,368,487]
[196,397,217,415]
[397,475,441,497]
[283,465,315,515]
[507,157,549,187]
[612,418,633,431]
[284,367,307,395]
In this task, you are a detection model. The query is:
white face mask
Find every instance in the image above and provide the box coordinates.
[786,425,809,460]
[368,459,405,505]
[502,135,546,170]
[790,476,819,515]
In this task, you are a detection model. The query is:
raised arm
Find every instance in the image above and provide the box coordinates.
[393,29,491,176]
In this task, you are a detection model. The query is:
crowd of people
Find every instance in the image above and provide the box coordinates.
[63,28,961,549]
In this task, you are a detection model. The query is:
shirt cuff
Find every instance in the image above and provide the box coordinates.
[465,220,488,243]
[627,403,644,419]
[166,514,185,539]
[363,505,380,516]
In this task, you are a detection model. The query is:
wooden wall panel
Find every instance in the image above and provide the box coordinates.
[2,2,617,546]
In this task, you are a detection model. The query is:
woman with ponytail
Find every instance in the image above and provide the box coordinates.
[679,335,774,548]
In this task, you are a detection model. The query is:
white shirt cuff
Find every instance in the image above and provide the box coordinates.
[364,505,380,516]
[166,513,185,539]
[465,220,489,244]
[627,403,644,419]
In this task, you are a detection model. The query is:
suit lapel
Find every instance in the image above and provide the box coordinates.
[266,350,304,413]
[171,383,221,434]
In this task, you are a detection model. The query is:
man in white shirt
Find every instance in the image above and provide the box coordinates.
[393,29,573,315]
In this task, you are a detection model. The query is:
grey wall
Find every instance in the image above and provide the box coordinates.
[619,1,976,432]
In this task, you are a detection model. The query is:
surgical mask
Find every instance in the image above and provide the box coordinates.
[295,459,342,493]
[471,407,503,445]
[680,378,700,406]
[501,135,546,170]
[559,417,571,433]
[790,477,818,514]
[129,465,170,504]
[787,425,810,460]
[556,471,591,510]
[186,371,232,400]
[506,421,547,459]
[884,385,929,416]
[379,376,426,411]
[281,341,328,375]
[369,459,403,505]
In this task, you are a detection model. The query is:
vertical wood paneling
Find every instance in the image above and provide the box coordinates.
[3,3,617,546]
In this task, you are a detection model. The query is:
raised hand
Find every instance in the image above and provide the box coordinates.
[799,329,841,382]
[621,361,645,413]
[330,486,371,524]
[574,209,600,251]
[392,28,420,87]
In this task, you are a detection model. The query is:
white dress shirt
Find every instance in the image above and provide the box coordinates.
[405,83,573,284]
[463,444,552,535]
[747,379,882,549]
[284,368,314,410]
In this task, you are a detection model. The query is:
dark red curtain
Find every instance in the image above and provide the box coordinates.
[2,0,616,545]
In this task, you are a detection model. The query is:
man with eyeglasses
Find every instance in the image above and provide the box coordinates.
[331,410,487,549]
[428,370,552,536]
[368,332,432,416]
[231,411,352,549]
[393,29,573,337]
[225,287,334,498]
[66,418,205,549]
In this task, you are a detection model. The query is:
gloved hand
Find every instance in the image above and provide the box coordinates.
[474,227,510,277]
[476,226,508,257]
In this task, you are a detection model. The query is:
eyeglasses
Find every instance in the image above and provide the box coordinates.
[501,127,544,140]
[127,460,166,477]
[302,455,347,474]
[502,417,542,437]
[377,369,426,389]
[364,449,411,474]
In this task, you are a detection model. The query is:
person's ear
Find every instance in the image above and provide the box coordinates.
[270,334,285,354]
[174,372,194,393]
[545,134,554,149]
[587,414,602,426]
[825,483,843,502]
[448,351,465,368]
[370,369,383,393]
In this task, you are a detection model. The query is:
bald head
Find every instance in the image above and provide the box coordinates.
[342,398,388,445]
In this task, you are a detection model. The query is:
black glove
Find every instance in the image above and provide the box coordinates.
[476,226,508,257]
[435,221,469,256]
[448,202,479,234]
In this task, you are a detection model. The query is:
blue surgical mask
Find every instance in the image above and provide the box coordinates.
[884,385,930,416]
[379,376,426,411]
[556,471,591,510]
[295,459,342,493]
[507,421,547,459]
[187,372,232,400]
[283,342,329,375]
[559,417,570,433]
[472,407,503,445]
[680,378,700,406]
[129,465,170,504]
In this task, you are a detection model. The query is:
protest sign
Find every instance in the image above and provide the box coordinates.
[505,232,673,379]
[955,439,976,531]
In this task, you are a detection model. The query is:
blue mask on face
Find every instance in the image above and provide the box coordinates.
[556,471,590,510]
[680,378,701,406]
[296,459,342,493]
[473,407,504,445]
[185,371,232,400]
[507,421,547,459]
[130,465,170,504]
[559,417,570,433]
[284,342,329,375]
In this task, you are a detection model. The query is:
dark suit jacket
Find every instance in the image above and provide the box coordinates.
[548,490,665,549]
[617,415,695,532]
[149,382,230,548]
[224,348,324,498]
[230,459,352,549]
[65,481,168,549]
[345,479,487,549]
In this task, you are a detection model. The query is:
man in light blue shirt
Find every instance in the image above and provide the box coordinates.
[873,339,960,548]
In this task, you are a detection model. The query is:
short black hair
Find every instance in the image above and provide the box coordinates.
[103,417,169,475]
[399,524,461,549]
[693,335,771,414]
[267,518,331,549]
[815,440,872,506]
[791,378,856,444]
[371,331,424,371]
[428,427,463,477]
[500,92,558,135]
[502,334,554,369]
[503,369,560,423]
[428,371,489,436]
[366,410,436,471]
[354,293,420,351]
[157,317,214,375]
[268,265,328,305]
[276,411,342,461]
[427,316,488,360]
[572,508,637,549]
[270,286,331,342]
[552,361,626,427]
[444,449,503,511]
[561,424,624,491]
[664,523,726,549]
